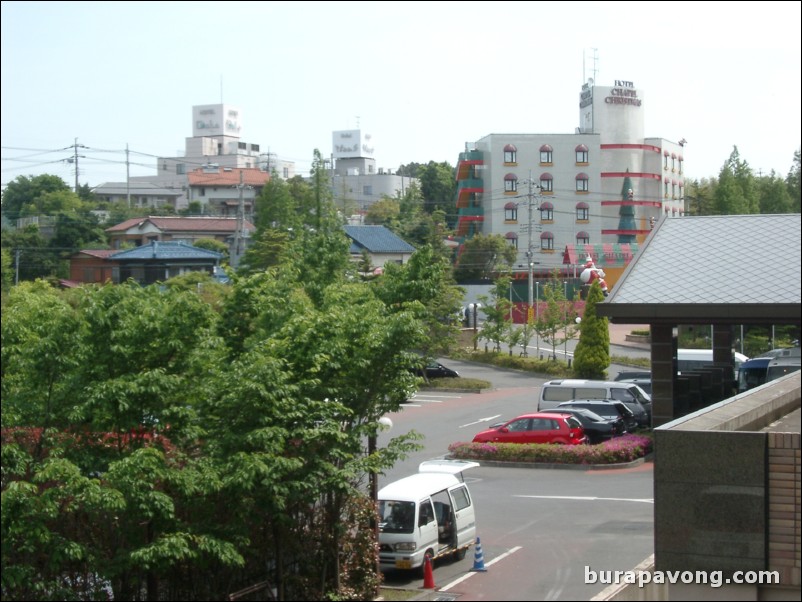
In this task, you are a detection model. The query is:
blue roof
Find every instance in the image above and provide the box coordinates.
[344,225,416,254]
[110,241,223,261]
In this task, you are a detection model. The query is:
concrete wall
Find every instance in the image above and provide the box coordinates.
[594,372,800,601]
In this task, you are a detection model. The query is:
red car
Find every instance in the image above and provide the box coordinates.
[472,412,587,445]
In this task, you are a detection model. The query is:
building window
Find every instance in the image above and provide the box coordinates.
[664,151,669,170]
[540,172,553,192]
[282,167,289,178]
[238,142,247,150]
[251,143,260,152]
[504,173,518,193]
[576,202,589,220]
[540,144,553,164]
[575,144,589,163]
[664,180,669,198]
[575,173,589,192]
[506,232,518,249]
[671,153,676,172]
[363,185,373,196]
[176,163,186,175]
[576,231,590,245]
[678,156,683,174]
[540,231,554,250]
[199,188,205,197]
[540,202,553,221]
[503,144,517,164]
[504,202,518,221]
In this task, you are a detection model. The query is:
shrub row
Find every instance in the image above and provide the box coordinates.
[447,434,653,465]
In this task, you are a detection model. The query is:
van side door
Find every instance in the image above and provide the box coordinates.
[447,483,476,549]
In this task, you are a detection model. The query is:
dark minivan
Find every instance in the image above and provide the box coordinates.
[555,400,638,433]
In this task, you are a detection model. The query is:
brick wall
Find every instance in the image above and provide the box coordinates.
[767,431,801,588]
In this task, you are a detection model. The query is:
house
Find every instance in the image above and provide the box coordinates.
[344,225,416,271]
[109,241,224,286]
[91,182,184,212]
[106,216,254,253]
[185,166,269,217]
[596,213,801,600]
[68,249,118,284]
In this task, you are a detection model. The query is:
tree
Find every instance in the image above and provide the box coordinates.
[572,280,610,378]
[454,233,517,283]
[533,274,576,361]
[191,237,229,262]
[785,148,800,213]
[476,275,513,353]
[1,174,72,221]
[713,147,759,214]
[372,244,464,357]
[415,161,457,223]
[757,172,793,214]
[364,197,400,226]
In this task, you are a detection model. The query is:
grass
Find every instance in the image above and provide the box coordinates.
[377,587,423,601]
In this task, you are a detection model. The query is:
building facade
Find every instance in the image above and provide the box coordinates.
[130,104,295,210]
[329,129,418,216]
[455,78,686,281]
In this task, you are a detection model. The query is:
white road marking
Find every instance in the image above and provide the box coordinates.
[459,415,502,428]
[514,495,654,504]
[439,546,523,591]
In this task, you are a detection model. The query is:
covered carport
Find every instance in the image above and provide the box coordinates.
[597,213,801,427]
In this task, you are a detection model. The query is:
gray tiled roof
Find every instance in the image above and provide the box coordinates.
[110,241,223,261]
[599,214,801,324]
[345,225,416,254]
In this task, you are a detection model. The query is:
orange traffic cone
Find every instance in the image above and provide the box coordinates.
[422,553,435,589]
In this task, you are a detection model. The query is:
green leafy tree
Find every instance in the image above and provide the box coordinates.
[477,275,513,353]
[191,237,229,262]
[415,161,457,223]
[534,274,576,361]
[364,197,400,226]
[372,244,464,357]
[454,233,517,283]
[1,174,72,221]
[572,281,610,378]
[0,224,60,282]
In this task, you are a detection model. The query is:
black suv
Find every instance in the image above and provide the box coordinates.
[556,400,639,432]
[547,407,627,444]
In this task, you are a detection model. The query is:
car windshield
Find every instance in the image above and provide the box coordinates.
[627,386,650,403]
[576,409,606,422]
[378,500,415,534]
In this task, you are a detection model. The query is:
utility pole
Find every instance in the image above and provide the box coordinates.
[126,144,131,208]
[232,170,245,269]
[69,138,87,192]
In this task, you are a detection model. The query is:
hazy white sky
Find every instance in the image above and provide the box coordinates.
[2,1,800,190]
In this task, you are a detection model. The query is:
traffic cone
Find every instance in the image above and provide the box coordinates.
[471,536,487,571]
[422,553,435,589]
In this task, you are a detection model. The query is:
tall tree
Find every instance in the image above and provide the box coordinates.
[572,280,610,378]
[1,174,72,221]
[714,147,759,214]
[785,148,801,212]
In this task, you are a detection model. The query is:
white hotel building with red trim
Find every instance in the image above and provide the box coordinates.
[454,78,686,280]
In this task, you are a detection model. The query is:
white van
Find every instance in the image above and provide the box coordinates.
[377,460,479,571]
[676,348,748,380]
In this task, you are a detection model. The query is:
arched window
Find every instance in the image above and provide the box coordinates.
[504,201,518,221]
[504,172,518,193]
[575,173,589,192]
[504,144,517,164]
[540,231,554,250]
[576,202,589,221]
[540,172,553,192]
[539,144,553,164]
[575,144,589,163]
[505,232,519,249]
[540,201,554,221]
[576,231,590,245]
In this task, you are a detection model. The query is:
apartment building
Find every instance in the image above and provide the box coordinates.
[455,78,686,282]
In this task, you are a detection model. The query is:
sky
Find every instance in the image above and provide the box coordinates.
[2,1,800,192]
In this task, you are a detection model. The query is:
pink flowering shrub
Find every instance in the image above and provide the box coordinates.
[447,434,652,465]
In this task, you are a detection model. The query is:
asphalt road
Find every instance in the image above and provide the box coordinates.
[376,356,654,601]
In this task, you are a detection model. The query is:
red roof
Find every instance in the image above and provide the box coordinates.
[186,167,269,187]
[106,216,255,234]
